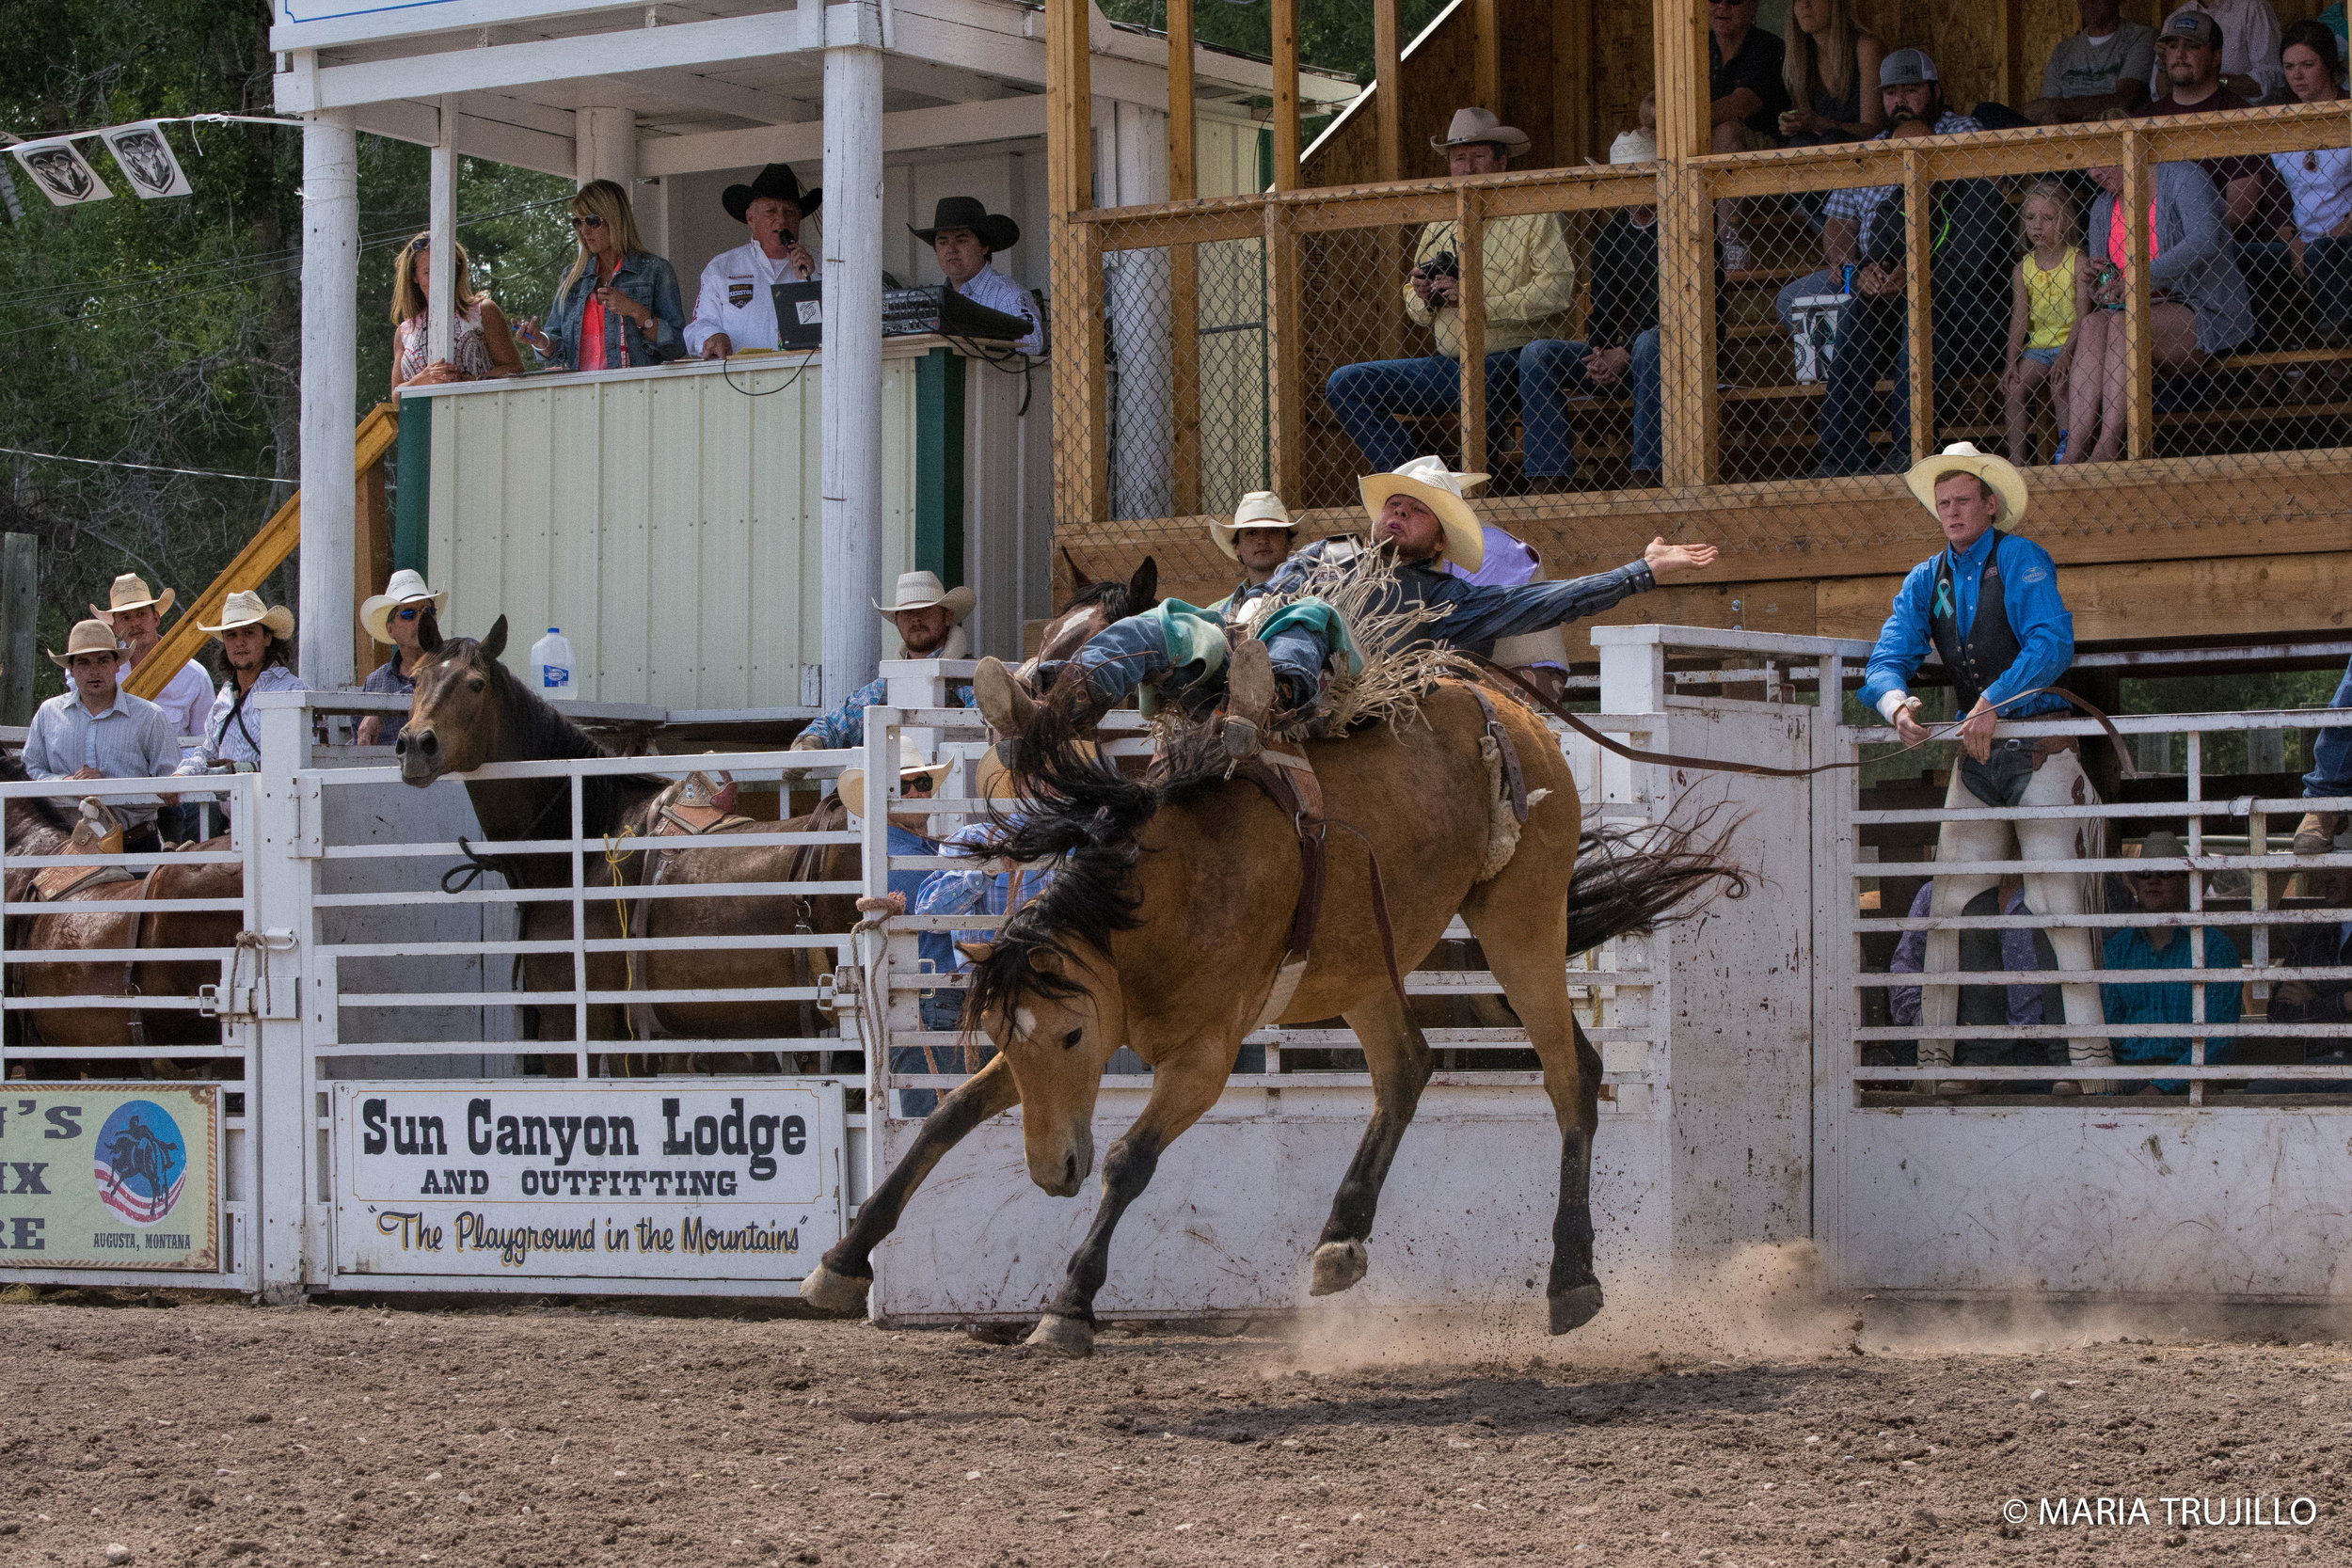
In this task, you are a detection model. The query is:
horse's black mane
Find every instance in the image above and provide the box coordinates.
[961,685,1225,1020]
[0,749,76,838]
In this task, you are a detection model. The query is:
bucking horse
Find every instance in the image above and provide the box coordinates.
[802,666,1741,1354]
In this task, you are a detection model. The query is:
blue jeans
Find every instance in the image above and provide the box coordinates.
[1817,294,1913,474]
[2306,656,2352,800]
[1629,327,1663,474]
[895,990,993,1117]
[1326,341,1592,479]
[1073,610,1328,714]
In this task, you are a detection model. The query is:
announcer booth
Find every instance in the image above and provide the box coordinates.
[268,0,1356,705]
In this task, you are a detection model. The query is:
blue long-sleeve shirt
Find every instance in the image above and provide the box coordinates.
[2102,925,2241,1091]
[1860,528,2073,721]
[800,673,976,751]
[1260,539,1656,658]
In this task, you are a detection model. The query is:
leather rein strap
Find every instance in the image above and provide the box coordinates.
[1232,744,1408,1030]
[1463,654,2137,782]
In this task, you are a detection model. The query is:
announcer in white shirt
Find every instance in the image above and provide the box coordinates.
[686,163,820,359]
[911,197,1042,356]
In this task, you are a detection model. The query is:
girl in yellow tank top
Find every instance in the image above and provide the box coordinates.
[2004,182,2087,466]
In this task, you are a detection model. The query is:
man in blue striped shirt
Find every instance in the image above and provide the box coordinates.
[1860,444,2112,1096]
[23,618,182,855]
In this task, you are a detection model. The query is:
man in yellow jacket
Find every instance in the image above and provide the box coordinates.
[1325,108,1587,493]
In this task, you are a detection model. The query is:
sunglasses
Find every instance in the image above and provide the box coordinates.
[395,607,423,622]
[570,214,606,230]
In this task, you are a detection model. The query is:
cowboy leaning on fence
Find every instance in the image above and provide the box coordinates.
[793,571,980,752]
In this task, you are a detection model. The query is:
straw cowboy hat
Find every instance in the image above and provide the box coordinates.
[835,739,954,821]
[1360,455,1488,572]
[973,736,1099,802]
[873,569,977,626]
[200,589,296,641]
[909,195,1020,254]
[91,572,174,624]
[1906,441,2030,528]
[47,618,123,667]
[359,568,449,645]
[722,162,819,223]
[1209,491,1295,562]
[1432,106,1532,158]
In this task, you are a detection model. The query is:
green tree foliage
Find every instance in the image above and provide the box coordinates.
[0,0,568,669]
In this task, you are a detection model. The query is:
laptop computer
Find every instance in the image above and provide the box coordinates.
[772,280,823,349]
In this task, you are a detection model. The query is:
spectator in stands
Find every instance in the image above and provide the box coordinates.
[2103,829,2243,1095]
[1325,110,1581,492]
[2266,23,2352,345]
[176,591,306,774]
[2269,855,2351,1023]
[1583,128,1675,486]
[2150,0,2282,103]
[2295,659,2352,853]
[1708,0,1790,270]
[1812,52,2009,477]
[2003,182,2089,465]
[514,179,685,372]
[2025,0,2155,122]
[684,163,818,360]
[2060,153,2254,465]
[354,569,446,747]
[2147,9,2274,231]
[1887,878,2058,1093]
[911,197,1043,356]
[1773,50,1986,340]
[1776,0,1886,145]
[389,232,521,392]
[93,574,209,841]
[24,619,182,857]
[792,571,978,752]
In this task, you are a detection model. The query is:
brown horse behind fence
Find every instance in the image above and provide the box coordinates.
[803,675,1743,1354]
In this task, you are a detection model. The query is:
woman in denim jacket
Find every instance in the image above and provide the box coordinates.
[516,179,686,371]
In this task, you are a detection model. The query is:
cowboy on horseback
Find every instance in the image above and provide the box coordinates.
[974,455,1719,748]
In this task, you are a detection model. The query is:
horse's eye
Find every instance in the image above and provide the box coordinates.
[467,676,485,692]
[1061,1028,1083,1051]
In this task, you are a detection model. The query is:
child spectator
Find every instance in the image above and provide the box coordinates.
[2002,182,2089,465]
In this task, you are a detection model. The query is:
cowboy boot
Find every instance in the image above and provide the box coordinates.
[2295,810,2343,855]
[1222,639,1277,761]
[973,657,1037,737]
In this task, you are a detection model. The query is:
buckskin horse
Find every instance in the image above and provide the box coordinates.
[802,674,1741,1354]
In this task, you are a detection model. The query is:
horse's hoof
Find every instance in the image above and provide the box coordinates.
[1026,1313,1095,1358]
[799,1262,871,1317]
[1309,1239,1368,1297]
[1549,1282,1604,1336]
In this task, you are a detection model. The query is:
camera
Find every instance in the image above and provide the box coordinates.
[1416,249,1461,282]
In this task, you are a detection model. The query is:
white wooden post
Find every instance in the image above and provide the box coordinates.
[576,105,636,186]
[820,0,887,705]
[252,696,316,1301]
[427,95,457,367]
[298,109,359,690]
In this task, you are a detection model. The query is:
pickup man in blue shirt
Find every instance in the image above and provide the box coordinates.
[1860,442,2112,1096]
[971,455,1718,743]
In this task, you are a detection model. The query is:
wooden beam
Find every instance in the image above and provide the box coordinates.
[1902,145,1932,465]
[352,448,391,681]
[1455,187,1488,477]
[1654,0,1713,485]
[1997,0,2025,109]
[1550,0,1591,170]
[1046,0,1092,219]
[0,534,34,729]
[1265,201,1304,499]
[1820,551,2352,643]
[1653,0,1707,163]
[1045,0,1104,530]
[1167,0,1200,517]
[1373,0,1402,184]
[1473,0,1502,117]
[2122,126,2153,461]
[1270,0,1301,191]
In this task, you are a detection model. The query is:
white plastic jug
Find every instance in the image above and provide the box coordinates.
[531,626,575,700]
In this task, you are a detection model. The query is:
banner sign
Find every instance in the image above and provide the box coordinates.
[0,1085,220,1272]
[331,1082,845,1282]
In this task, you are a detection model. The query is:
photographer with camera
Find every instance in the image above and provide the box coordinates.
[1325,109,1585,493]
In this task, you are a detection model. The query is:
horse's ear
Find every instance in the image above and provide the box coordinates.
[1128,556,1158,609]
[1027,947,1067,978]
[954,941,994,966]
[481,615,509,661]
[414,606,443,654]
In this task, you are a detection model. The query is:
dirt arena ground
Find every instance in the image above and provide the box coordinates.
[4,1279,2347,1568]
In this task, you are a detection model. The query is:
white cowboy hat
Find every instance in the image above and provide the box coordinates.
[1431,106,1532,158]
[199,589,296,641]
[973,736,1099,802]
[91,572,174,623]
[1359,456,1487,572]
[1209,491,1295,562]
[835,739,953,821]
[47,618,123,668]
[1906,441,2029,528]
[1609,128,1658,166]
[359,568,450,645]
[872,569,977,627]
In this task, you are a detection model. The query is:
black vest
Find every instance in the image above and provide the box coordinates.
[1928,535,2022,714]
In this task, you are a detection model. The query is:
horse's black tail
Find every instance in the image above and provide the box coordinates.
[1562,804,1751,956]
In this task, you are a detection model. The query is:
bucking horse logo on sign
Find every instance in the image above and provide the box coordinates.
[92,1101,187,1226]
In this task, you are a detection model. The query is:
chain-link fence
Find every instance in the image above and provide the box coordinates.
[1051,101,2352,618]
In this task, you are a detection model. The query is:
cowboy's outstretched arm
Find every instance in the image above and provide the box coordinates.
[1440,537,1720,647]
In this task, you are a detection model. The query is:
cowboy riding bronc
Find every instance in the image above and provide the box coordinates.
[1859,441,2112,1096]
[972,455,1719,752]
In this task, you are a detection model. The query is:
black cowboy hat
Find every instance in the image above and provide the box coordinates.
[909,195,1019,253]
[722,163,820,224]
